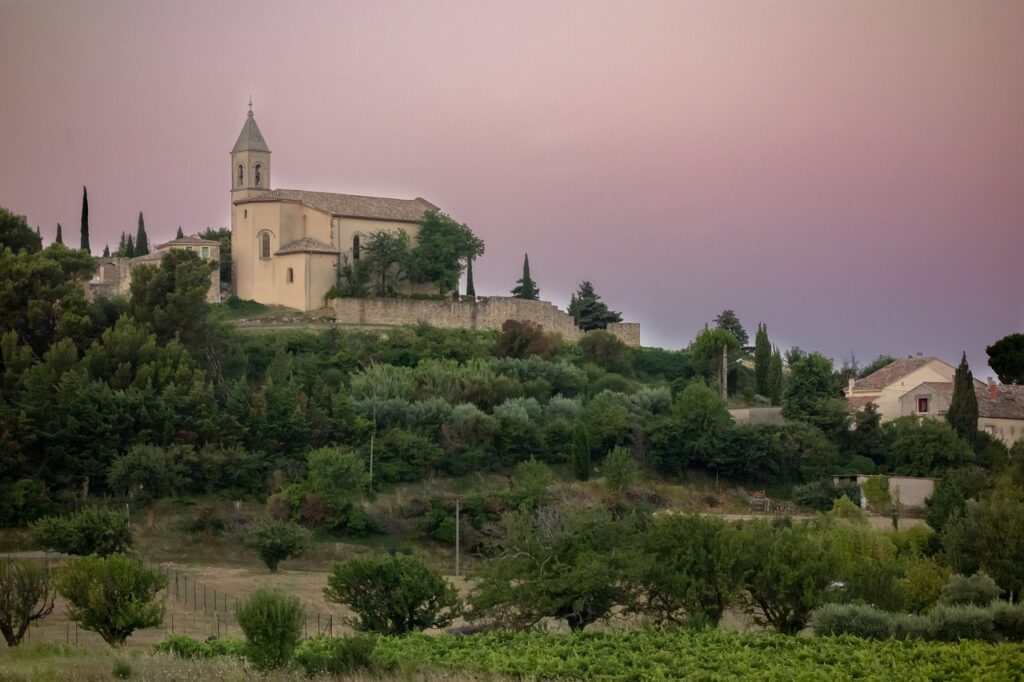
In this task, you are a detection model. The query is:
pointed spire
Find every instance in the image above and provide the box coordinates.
[233,100,270,153]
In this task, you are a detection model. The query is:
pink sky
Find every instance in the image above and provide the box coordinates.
[1,0,1022,371]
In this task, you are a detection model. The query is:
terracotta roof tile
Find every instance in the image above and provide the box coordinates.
[846,396,878,411]
[237,189,437,223]
[275,237,336,255]
[156,235,220,249]
[851,357,945,392]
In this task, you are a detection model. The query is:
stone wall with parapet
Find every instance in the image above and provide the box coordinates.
[330,296,641,347]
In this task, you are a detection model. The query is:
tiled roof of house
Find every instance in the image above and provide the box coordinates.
[275,237,337,255]
[237,189,437,223]
[846,395,878,411]
[850,356,944,392]
[156,235,220,249]
[909,381,1024,420]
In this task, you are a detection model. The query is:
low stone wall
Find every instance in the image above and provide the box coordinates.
[330,296,641,346]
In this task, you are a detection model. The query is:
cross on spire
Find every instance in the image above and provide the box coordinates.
[248,95,253,114]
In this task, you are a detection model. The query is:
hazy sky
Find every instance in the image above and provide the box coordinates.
[1,0,1022,372]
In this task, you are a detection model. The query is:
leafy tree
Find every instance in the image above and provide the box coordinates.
[986,333,1024,385]
[629,514,743,627]
[781,349,838,421]
[469,507,634,631]
[938,572,1001,607]
[888,417,974,476]
[688,328,739,391]
[713,309,748,346]
[947,352,979,445]
[568,281,622,331]
[134,211,149,256]
[55,222,63,244]
[0,559,56,646]
[80,186,90,253]
[245,518,311,571]
[960,479,1024,599]
[0,206,42,254]
[580,330,630,374]
[766,348,784,404]
[753,323,771,396]
[496,319,556,359]
[511,253,539,299]
[738,520,837,634]
[235,589,304,669]
[859,354,895,378]
[648,381,732,476]
[362,229,411,296]
[107,445,187,527]
[511,458,554,509]
[57,553,165,647]
[409,212,483,295]
[572,421,592,481]
[198,226,232,284]
[31,507,132,556]
[324,554,460,635]
[128,248,215,351]
[602,446,637,492]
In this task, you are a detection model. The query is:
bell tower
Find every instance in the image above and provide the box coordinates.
[230,98,271,202]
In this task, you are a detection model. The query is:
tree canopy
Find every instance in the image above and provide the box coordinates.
[409,211,484,295]
[568,281,622,331]
[0,207,42,254]
[714,309,748,346]
[986,333,1024,385]
[511,253,539,300]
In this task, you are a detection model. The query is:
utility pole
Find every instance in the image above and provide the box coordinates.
[455,497,461,578]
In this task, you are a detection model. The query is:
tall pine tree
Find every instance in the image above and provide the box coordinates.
[80,186,90,253]
[102,244,110,257]
[511,253,539,300]
[947,351,979,445]
[55,223,63,244]
[135,211,150,255]
[176,226,184,239]
[567,281,621,331]
[754,323,771,396]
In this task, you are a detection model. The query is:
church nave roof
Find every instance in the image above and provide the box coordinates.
[236,189,437,223]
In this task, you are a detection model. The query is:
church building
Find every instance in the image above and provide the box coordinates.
[230,104,438,311]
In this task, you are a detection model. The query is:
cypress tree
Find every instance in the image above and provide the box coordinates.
[947,351,979,445]
[80,186,90,253]
[102,244,110,257]
[135,211,150,255]
[572,421,592,481]
[125,234,135,258]
[35,225,41,239]
[511,253,539,300]
[465,257,476,297]
[176,226,184,239]
[754,323,771,396]
[766,348,784,405]
[117,232,127,255]
[55,223,63,245]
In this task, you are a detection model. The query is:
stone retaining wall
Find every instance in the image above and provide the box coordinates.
[330,296,641,346]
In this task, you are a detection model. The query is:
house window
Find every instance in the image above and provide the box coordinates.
[260,232,271,260]
[254,164,262,187]
[352,235,360,260]
[917,397,929,414]
[243,209,248,219]
[287,267,294,283]
[201,246,210,259]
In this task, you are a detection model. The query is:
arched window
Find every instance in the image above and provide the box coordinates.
[287,267,294,283]
[352,235,361,260]
[259,232,271,260]
[237,164,244,186]
[254,164,262,187]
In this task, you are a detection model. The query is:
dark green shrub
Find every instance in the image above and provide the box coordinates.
[811,604,894,639]
[890,612,931,640]
[792,479,859,512]
[0,479,51,527]
[928,605,998,642]
[111,659,132,679]
[292,634,378,675]
[244,518,310,571]
[324,554,460,635]
[236,589,304,669]
[57,553,166,647]
[992,602,1024,642]
[938,572,1001,606]
[31,507,132,556]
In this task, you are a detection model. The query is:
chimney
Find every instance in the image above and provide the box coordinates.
[988,377,997,400]
[847,377,855,395]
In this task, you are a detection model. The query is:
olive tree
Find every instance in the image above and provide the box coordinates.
[0,559,56,646]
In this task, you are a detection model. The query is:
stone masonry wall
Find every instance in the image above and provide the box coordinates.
[330,296,641,347]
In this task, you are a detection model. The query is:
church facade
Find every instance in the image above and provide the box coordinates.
[230,105,437,311]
